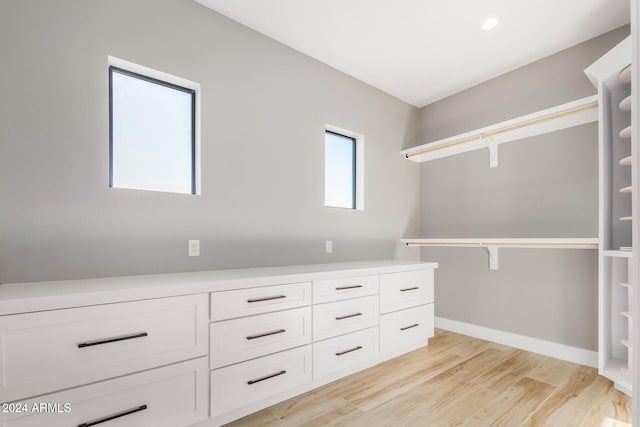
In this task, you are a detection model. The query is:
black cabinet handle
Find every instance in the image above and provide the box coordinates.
[78,332,148,348]
[78,404,147,427]
[336,346,363,356]
[400,324,419,331]
[247,329,286,340]
[247,370,287,385]
[247,295,286,303]
[400,287,419,292]
[335,313,362,320]
[335,285,363,290]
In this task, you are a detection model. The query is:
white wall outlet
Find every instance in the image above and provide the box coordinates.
[325,240,333,254]
[188,240,200,257]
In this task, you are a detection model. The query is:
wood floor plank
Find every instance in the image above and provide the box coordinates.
[222,330,631,427]
[523,365,603,427]
[462,377,555,427]
[525,355,580,387]
[345,348,464,412]
[471,350,546,393]
[576,375,631,427]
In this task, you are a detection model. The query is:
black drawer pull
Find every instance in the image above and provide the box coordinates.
[336,346,363,356]
[247,329,286,340]
[400,323,419,331]
[335,285,363,290]
[247,295,286,303]
[400,287,419,292]
[77,332,148,348]
[78,404,147,427]
[247,370,287,385]
[335,312,362,320]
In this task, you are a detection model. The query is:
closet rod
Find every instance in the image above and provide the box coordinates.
[405,101,598,159]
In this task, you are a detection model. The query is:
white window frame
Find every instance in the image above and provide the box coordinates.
[325,124,364,210]
[108,56,202,195]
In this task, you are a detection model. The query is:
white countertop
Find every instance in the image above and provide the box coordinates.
[0,260,438,315]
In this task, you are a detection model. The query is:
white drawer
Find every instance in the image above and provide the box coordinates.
[380,304,434,354]
[313,275,379,303]
[210,345,312,417]
[210,307,312,369]
[313,327,379,379]
[0,358,208,427]
[210,282,311,321]
[313,295,379,341]
[0,294,208,403]
[379,269,434,313]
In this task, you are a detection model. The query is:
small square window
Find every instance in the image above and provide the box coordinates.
[325,129,360,209]
[109,63,197,194]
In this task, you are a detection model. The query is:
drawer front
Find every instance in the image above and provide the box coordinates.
[210,307,312,369]
[380,304,434,354]
[210,345,312,416]
[313,296,379,341]
[1,358,208,427]
[313,327,379,379]
[0,294,208,403]
[210,282,311,321]
[379,269,434,313]
[313,275,379,304]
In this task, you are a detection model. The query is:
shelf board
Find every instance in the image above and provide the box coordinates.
[621,339,630,348]
[401,238,599,249]
[401,96,598,164]
[620,216,632,221]
[619,125,632,139]
[620,282,631,288]
[621,311,631,318]
[619,186,632,193]
[604,250,633,258]
[619,156,632,166]
[619,95,632,112]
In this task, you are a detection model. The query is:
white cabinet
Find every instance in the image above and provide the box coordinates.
[0,294,208,403]
[585,35,634,395]
[0,358,209,427]
[209,306,312,368]
[380,304,434,354]
[312,295,379,341]
[0,260,437,427]
[313,327,379,379]
[210,345,313,417]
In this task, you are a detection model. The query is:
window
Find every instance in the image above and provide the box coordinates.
[324,126,364,209]
[109,58,199,194]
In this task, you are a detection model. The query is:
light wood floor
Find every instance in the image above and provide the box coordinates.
[224,329,631,427]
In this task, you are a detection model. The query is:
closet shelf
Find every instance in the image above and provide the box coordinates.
[620,186,632,193]
[619,65,632,84]
[401,95,598,167]
[401,238,599,249]
[620,126,632,139]
[620,156,632,166]
[620,216,632,221]
[620,282,632,288]
[619,96,632,111]
[622,339,630,348]
[621,311,631,318]
[604,250,633,258]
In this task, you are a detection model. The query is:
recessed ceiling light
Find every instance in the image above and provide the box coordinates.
[481,17,499,30]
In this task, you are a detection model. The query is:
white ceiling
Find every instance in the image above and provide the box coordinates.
[194,0,629,107]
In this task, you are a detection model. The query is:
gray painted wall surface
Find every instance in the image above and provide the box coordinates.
[0,0,421,283]
[418,26,629,351]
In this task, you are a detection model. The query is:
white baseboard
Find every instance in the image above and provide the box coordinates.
[435,316,598,368]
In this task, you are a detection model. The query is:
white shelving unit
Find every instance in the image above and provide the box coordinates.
[401,238,598,270]
[585,35,633,396]
[400,96,598,167]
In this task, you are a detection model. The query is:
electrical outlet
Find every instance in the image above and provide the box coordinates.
[325,240,333,254]
[188,240,200,257]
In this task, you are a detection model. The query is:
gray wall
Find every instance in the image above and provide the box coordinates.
[418,26,629,351]
[0,0,421,284]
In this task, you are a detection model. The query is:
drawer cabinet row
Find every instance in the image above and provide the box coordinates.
[0,265,435,427]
